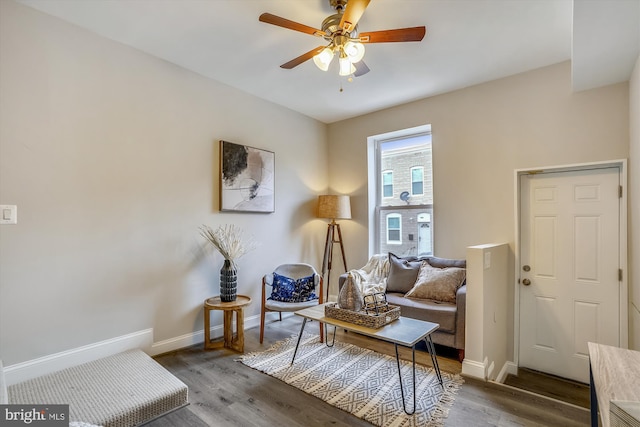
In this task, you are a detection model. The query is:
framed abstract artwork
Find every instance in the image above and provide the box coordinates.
[220,140,275,213]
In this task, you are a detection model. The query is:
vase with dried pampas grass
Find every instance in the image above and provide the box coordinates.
[200,224,257,301]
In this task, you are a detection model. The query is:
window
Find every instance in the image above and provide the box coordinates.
[382,171,393,198]
[386,214,402,244]
[367,125,433,257]
[411,167,424,195]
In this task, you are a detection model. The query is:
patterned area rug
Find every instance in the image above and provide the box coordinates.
[240,333,463,427]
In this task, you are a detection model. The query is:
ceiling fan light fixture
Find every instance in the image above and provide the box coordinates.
[338,55,356,76]
[344,41,365,63]
[260,0,426,79]
[313,47,334,71]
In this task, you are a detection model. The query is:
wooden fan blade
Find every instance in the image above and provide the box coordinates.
[339,0,371,33]
[359,26,426,43]
[259,13,326,37]
[353,61,370,77]
[280,46,326,69]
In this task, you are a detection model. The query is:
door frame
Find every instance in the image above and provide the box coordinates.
[513,159,628,370]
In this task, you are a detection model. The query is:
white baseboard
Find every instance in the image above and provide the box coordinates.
[496,361,518,383]
[461,358,487,380]
[149,314,261,356]
[5,314,265,385]
[4,328,153,386]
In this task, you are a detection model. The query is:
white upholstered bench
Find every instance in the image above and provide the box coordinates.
[5,349,188,427]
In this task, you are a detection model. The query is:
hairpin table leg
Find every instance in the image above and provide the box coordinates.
[395,343,417,415]
[290,318,308,365]
[324,323,337,347]
[424,335,443,386]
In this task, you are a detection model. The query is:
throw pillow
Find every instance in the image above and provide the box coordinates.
[386,252,422,293]
[405,261,466,303]
[269,272,317,303]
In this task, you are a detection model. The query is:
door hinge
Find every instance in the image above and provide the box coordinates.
[619,186,623,198]
[619,269,623,281]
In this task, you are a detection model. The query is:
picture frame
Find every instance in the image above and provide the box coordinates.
[220,140,275,213]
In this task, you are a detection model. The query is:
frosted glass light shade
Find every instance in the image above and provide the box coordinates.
[344,41,365,63]
[313,47,334,71]
[339,57,356,76]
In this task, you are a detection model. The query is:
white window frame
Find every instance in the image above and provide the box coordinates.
[410,166,424,196]
[366,124,433,257]
[382,170,394,198]
[386,213,402,244]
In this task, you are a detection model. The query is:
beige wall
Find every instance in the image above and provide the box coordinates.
[328,61,630,356]
[1,0,636,369]
[630,54,640,349]
[0,1,329,365]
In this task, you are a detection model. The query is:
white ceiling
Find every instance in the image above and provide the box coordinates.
[16,0,640,124]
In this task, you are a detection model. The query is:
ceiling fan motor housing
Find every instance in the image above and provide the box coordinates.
[321,14,358,40]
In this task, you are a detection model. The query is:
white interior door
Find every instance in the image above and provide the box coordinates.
[519,167,620,383]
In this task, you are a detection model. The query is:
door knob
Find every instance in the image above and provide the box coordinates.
[522,278,531,286]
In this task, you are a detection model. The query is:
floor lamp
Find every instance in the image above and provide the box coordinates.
[317,195,351,302]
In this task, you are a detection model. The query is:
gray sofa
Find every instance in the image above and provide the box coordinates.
[339,253,466,361]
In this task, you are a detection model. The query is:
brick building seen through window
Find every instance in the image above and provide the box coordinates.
[376,133,433,257]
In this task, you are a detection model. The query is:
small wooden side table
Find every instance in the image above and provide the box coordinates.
[204,295,252,352]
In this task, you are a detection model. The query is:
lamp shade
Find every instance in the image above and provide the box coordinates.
[317,195,351,220]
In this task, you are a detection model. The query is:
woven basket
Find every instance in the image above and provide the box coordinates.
[324,303,400,329]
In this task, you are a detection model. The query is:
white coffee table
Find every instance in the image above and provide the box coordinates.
[292,303,443,415]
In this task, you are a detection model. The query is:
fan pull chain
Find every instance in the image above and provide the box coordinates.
[339,75,355,92]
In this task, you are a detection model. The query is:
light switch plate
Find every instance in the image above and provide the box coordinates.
[0,205,17,224]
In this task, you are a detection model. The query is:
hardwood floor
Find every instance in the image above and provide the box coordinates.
[149,316,590,426]
[504,368,590,409]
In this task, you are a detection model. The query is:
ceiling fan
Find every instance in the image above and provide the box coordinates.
[259,0,426,78]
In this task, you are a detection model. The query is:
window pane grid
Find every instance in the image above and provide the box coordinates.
[379,206,432,255]
[374,131,433,257]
